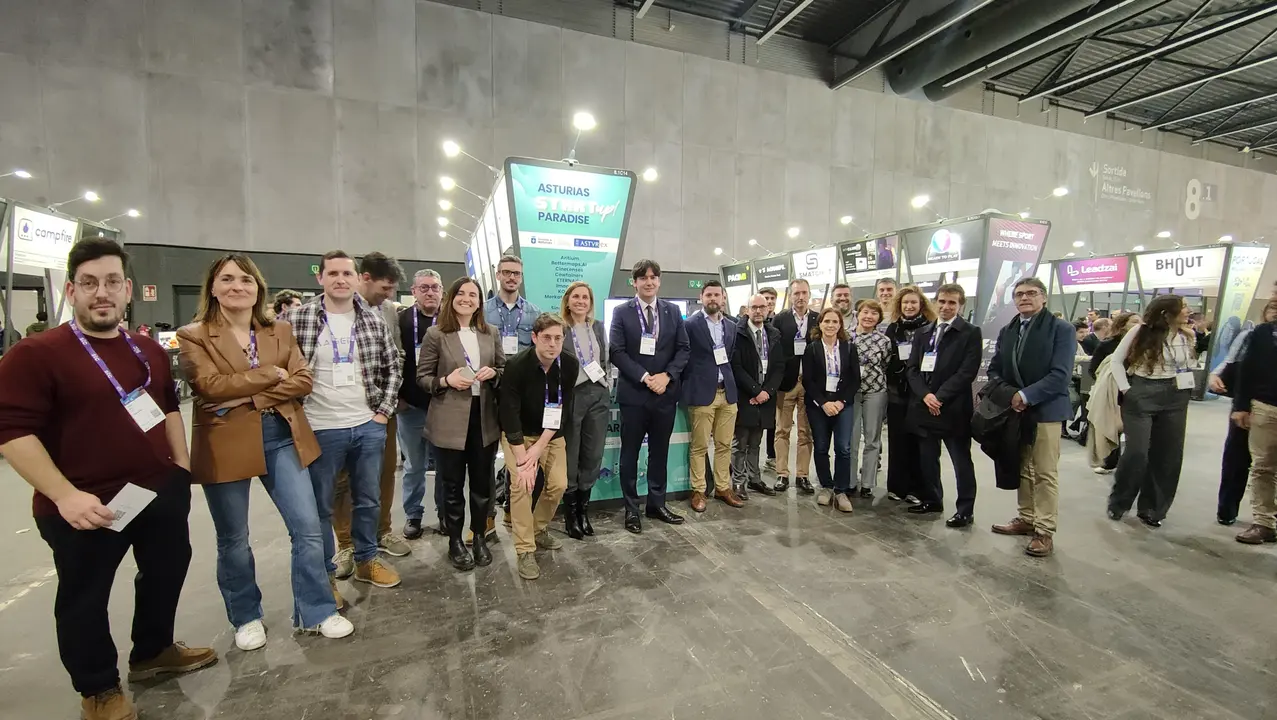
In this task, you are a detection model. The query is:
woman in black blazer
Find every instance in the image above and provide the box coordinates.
[802,308,861,513]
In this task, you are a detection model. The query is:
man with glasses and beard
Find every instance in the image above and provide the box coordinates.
[399,269,444,538]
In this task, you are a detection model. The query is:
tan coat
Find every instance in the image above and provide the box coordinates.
[177,320,321,485]
[415,325,505,451]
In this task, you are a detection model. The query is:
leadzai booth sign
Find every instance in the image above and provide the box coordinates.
[506,158,636,312]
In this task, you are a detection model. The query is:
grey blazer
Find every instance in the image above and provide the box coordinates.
[561,319,609,382]
[415,325,505,451]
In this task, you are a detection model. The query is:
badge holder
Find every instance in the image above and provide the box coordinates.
[502,334,519,355]
[124,388,164,432]
[921,353,937,372]
[543,403,563,430]
[640,333,657,356]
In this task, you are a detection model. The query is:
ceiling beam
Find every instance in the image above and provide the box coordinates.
[757,0,817,45]
[1189,104,1277,141]
[827,0,905,50]
[635,0,658,19]
[1087,50,1277,117]
[1096,4,1249,36]
[1021,1,1277,103]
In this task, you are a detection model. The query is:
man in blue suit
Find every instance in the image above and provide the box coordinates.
[988,276,1076,558]
[682,281,742,513]
[609,259,691,534]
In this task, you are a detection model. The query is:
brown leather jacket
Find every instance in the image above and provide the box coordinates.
[177,320,320,484]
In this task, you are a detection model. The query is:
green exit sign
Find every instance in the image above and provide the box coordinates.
[688,279,704,289]
[310,264,320,274]
[627,278,635,286]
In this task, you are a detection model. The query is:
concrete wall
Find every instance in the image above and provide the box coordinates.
[0,0,1274,294]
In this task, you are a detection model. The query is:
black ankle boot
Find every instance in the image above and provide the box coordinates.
[448,537,475,571]
[564,492,584,540]
[578,490,594,536]
[472,538,493,566]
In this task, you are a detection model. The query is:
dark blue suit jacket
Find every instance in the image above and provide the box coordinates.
[681,312,738,406]
[987,310,1076,423]
[609,298,690,408]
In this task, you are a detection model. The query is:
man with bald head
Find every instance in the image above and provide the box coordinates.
[731,294,783,498]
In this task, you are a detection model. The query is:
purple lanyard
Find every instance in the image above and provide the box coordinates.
[637,301,659,338]
[499,302,523,336]
[571,325,595,365]
[796,313,807,340]
[544,359,559,406]
[413,310,434,350]
[71,322,151,401]
[459,333,478,370]
[320,298,354,363]
[825,342,841,376]
[247,330,259,369]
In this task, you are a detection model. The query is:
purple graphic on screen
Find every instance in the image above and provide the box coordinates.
[1057,256,1129,290]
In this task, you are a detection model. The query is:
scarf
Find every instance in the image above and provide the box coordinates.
[890,313,930,342]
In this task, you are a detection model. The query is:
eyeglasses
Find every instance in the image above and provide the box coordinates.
[1013,290,1042,299]
[415,285,442,294]
[499,269,523,278]
[75,276,125,293]
[749,304,768,310]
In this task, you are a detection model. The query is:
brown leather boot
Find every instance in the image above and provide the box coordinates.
[690,491,707,513]
[714,489,745,508]
[127,642,218,682]
[81,686,136,720]
[992,517,1035,536]
[1025,533,1054,557]
[1235,524,1277,545]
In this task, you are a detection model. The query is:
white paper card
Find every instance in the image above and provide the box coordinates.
[584,361,606,382]
[543,405,562,429]
[921,354,937,372]
[761,360,769,375]
[897,343,912,361]
[124,391,164,432]
[825,374,839,392]
[502,335,519,355]
[713,346,728,365]
[640,335,657,356]
[1176,371,1195,390]
[106,483,157,532]
[793,340,807,355]
[332,362,356,387]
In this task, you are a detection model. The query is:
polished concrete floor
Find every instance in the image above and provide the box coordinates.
[1,399,1275,719]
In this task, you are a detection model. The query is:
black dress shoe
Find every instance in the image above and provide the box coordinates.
[945,513,973,528]
[907,502,943,514]
[579,495,595,536]
[646,506,685,525]
[625,513,642,534]
[773,476,790,492]
[748,480,777,496]
[1107,509,1124,521]
[472,538,493,565]
[1137,513,1162,528]
[858,487,874,498]
[1217,515,1237,526]
[403,518,423,540]
[448,538,475,571]
[795,477,816,495]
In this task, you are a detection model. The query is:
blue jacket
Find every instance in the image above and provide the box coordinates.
[681,311,738,406]
[987,310,1076,423]
[608,298,690,407]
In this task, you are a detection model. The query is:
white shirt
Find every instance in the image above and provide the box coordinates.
[307,310,373,431]
[1110,324,1196,392]
[459,328,482,396]
[638,298,659,337]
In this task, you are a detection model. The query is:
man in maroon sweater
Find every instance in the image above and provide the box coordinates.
[0,238,216,720]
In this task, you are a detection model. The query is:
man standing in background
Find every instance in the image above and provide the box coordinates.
[398,269,443,539]
[831,284,853,328]
[772,279,818,494]
[875,278,897,326]
[25,311,49,336]
[732,294,783,498]
[683,281,742,512]
[760,286,779,472]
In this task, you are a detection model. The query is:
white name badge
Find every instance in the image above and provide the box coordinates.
[1176,371,1195,390]
[543,404,562,429]
[124,389,164,432]
[921,353,937,372]
[794,340,807,355]
[502,335,519,355]
[898,343,912,361]
[761,359,769,375]
[640,334,657,356]
[584,361,606,383]
[333,362,357,387]
[825,374,840,392]
[713,346,729,365]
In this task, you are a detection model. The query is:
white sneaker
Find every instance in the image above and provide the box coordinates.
[234,620,266,651]
[333,548,355,579]
[887,492,902,501]
[1093,467,1114,475]
[318,614,354,639]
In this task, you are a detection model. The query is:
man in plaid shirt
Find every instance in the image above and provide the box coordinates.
[289,250,404,597]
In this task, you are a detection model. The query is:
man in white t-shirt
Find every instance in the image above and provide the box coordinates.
[289,251,403,604]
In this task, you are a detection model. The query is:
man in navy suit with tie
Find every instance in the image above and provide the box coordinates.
[683,281,743,513]
[609,259,692,533]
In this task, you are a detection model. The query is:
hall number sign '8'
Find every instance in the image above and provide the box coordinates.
[1184,179,1217,220]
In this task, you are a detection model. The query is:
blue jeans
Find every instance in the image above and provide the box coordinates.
[310,419,388,571]
[396,405,439,522]
[806,403,855,493]
[202,414,337,629]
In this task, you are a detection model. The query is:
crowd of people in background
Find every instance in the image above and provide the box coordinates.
[1,237,1275,720]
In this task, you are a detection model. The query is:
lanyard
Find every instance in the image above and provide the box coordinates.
[247,330,259,369]
[796,312,807,339]
[459,332,479,370]
[543,358,559,405]
[71,321,152,401]
[499,301,523,336]
[824,341,840,376]
[320,298,355,363]
[1165,335,1188,372]
[638,301,659,337]
[412,310,435,349]
[929,324,946,352]
[572,325,595,365]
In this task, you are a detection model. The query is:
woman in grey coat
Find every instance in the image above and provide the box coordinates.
[559,281,611,539]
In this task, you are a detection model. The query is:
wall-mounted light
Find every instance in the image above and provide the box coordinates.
[714,247,739,262]
[441,139,499,175]
[98,208,141,223]
[1219,234,1234,243]
[1156,230,1171,238]
[438,175,486,201]
[436,216,449,227]
[0,169,32,180]
[1019,211,1031,219]
[1072,240,1085,248]
[910,194,931,209]
[786,226,800,239]
[1052,187,1069,197]
[49,190,101,210]
[748,238,777,255]
[438,199,452,211]
[1065,252,1076,258]
[839,215,852,225]
[642,167,658,182]
[1132,245,1145,252]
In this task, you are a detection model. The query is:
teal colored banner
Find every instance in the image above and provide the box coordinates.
[505,158,635,313]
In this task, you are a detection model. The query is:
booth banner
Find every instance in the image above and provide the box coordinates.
[902,218,985,276]
[506,159,636,312]
[792,246,837,286]
[1056,256,1129,294]
[1210,244,1271,371]
[721,261,753,317]
[975,218,1050,330]
[839,235,898,286]
[11,206,76,271]
[753,257,790,310]
[593,402,691,501]
[1135,247,1227,290]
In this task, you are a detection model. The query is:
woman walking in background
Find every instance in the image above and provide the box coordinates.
[882,286,934,503]
[802,308,860,513]
[179,253,351,650]
[1106,296,1195,527]
[849,300,893,499]
[417,277,505,571]
[560,281,610,539]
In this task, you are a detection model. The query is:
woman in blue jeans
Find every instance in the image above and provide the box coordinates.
[178,253,352,650]
[801,308,861,514]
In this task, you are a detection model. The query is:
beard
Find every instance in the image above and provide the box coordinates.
[76,305,123,332]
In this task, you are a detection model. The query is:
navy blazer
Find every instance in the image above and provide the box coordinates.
[905,315,982,437]
[681,311,738,406]
[609,298,691,407]
[801,338,860,407]
[987,311,1076,424]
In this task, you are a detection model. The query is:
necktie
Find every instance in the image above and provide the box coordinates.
[645,304,654,331]
[935,322,948,346]
[1016,318,1030,354]
[755,328,763,354]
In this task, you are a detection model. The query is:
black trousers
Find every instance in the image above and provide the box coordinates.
[619,401,676,515]
[765,428,775,460]
[36,473,192,697]
[1218,420,1252,521]
[435,399,497,538]
[885,402,921,498]
[917,432,977,515]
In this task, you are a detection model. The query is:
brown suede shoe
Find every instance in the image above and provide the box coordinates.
[714,489,744,508]
[690,491,707,513]
[992,517,1035,536]
[329,575,345,611]
[81,686,136,720]
[1236,524,1277,545]
[127,642,218,682]
[1025,533,1053,557]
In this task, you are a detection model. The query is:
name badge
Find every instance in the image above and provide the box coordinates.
[584,361,606,383]
[825,374,839,392]
[921,353,937,372]
[502,335,519,355]
[794,340,807,355]
[333,361,357,387]
[1176,371,1195,390]
[761,359,769,375]
[124,389,164,432]
[543,404,562,430]
[713,346,728,365]
[897,343,912,361]
[640,334,657,356]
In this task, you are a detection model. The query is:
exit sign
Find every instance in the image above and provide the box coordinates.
[310,264,320,274]
[688,279,704,289]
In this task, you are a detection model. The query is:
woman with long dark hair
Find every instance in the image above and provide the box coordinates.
[882,286,935,504]
[802,307,860,513]
[416,277,505,570]
[1106,296,1195,527]
[178,254,351,649]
